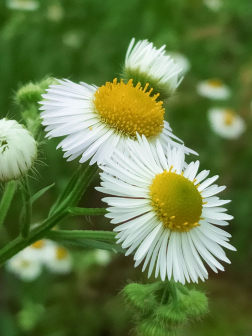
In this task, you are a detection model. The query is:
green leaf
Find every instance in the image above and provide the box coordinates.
[49,166,82,216]
[45,230,125,253]
[68,207,107,216]
[20,183,55,220]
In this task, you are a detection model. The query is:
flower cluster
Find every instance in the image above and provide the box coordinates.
[40,39,235,284]
[6,239,72,281]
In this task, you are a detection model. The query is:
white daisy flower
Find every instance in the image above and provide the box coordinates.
[166,52,191,76]
[124,38,183,99]
[0,118,37,182]
[40,78,195,166]
[44,245,72,274]
[62,31,82,49]
[208,107,245,139]
[94,250,112,266]
[203,0,222,11]
[197,79,230,100]
[6,249,42,281]
[97,135,235,284]
[47,3,64,22]
[6,0,39,11]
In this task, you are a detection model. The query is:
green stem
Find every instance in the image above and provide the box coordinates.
[0,164,99,266]
[168,279,180,311]
[68,207,107,216]
[0,210,69,266]
[46,229,117,242]
[0,181,16,229]
[20,177,32,238]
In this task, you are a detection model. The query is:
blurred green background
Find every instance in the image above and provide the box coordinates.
[1,0,252,335]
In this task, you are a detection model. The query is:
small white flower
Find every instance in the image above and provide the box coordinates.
[208,107,245,139]
[62,32,82,49]
[124,38,183,97]
[203,0,222,11]
[40,79,195,166]
[97,135,235,284]
[197,79,230,100]
[47,3,64,22]
[6,0,39,11]
[94,250,112,266]
[44,245,72,274]
[0,118,37,182]
[6,249,42,281]
[166,52,191,76]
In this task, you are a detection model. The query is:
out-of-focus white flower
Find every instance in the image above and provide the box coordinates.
[203,0,222,11]
[47,3,64,22]
[94,250,112,266]
[208,108,245,139]
[123,38,183,99]
[167,52,191,76]
[197,79,230,100]
[0,118,37,182]
[97,135,235,284]
[6,250,42,281]
[62,32,82,49]
[6,0,39,11]
[44,245,72,274]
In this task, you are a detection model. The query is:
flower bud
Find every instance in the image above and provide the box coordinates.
[122,283,158,314]
[0,118,37,182]
[15,77,56,109]
[180,289,208,318]
[136,318,180,336]
[155,304,188,326]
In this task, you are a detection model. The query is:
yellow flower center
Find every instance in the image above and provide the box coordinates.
[21,260,31,268]
[93,79,164,139]
[31,240,45,249]
[56,247,68,260]
[208,79,223,88]
[149,170,203,232]
[223,109,235,126]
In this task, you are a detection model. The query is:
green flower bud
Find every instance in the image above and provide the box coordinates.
[136,318,180,336]
[180,289,208,318]
[155,304,188,326]
[15,77,56,109]
[122,283,159,314]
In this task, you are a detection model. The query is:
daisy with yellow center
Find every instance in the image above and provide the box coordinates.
[6,247,42,281]
[208,107,245,139]
[6,0,39,11]
[97,135,236,284]
[45,245,72,274]
[40,78,194,165]
[196,79,230,100]
[123,38,183,100]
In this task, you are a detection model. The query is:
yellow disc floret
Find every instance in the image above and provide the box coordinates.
[93,79,164,139]
[208,79,224,88]
[31,240,45,249]
[149,170,203,232]
[56,247,68,260]
[223,109,235,126]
